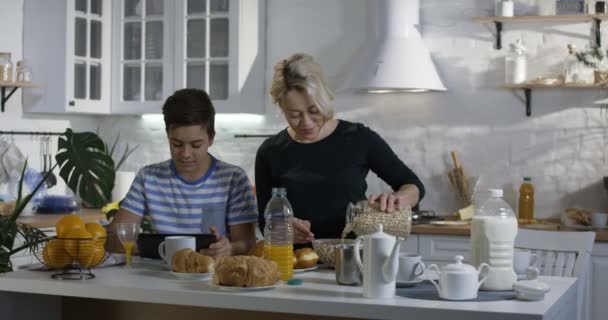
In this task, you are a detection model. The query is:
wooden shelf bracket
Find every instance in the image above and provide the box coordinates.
[1,86,19,113]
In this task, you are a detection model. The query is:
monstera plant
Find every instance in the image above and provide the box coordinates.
[0,161,56,272]
[55,129,115,208]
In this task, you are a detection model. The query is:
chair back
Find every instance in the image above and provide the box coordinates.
[514,229,595,277]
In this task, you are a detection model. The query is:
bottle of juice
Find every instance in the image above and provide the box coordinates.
[263,187,294,281]
[518,177,535,224]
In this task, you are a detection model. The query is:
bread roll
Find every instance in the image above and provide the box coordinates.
[294,247,318,269]
[249,240,265,257]
[172,248,214,273]
[213,256,280,287]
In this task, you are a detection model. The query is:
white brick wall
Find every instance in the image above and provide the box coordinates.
[2,0,608,218]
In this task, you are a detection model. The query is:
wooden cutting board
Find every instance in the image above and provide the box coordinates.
[16,208,106,229]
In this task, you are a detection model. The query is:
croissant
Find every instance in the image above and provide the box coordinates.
[172,248,214,273]
[213,256,280,287]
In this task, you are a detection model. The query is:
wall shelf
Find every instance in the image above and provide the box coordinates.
[501,83,607,116]
[0,81,39,112]
[473,14,608,49]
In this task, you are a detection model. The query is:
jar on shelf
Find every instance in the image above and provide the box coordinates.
[16,60,32,82]
[537,0,557,15]
[0,52,13,82]
[505,39,527,84]
[500,0,514,17]
[563,44,580,84]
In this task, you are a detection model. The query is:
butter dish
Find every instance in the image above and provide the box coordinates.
[513,279,550,301]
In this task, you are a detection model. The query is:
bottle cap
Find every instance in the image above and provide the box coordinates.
[523,177,532,181]
[489,189,503,197]
[271,187,287,196]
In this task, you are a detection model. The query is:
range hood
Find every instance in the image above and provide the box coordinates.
[348,0,446,93]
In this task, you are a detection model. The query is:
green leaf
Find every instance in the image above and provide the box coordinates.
[55,128,116,208]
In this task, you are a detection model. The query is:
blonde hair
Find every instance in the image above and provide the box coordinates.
[269,53,334,118]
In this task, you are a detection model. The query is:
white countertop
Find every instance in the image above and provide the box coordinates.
[0,261,578,320]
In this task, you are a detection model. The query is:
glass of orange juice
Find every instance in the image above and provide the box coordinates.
[116,223,139,267]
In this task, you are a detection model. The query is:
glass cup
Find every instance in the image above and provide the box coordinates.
[116,223,140,267]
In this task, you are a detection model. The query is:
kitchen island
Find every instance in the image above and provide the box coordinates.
[0,261,577,320]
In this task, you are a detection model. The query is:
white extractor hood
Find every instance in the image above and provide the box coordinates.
[348,0,446,93]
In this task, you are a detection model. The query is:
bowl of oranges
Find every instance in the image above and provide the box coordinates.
[34,214,111,279]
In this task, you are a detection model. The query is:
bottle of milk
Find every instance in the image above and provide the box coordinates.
[471,189,518,291]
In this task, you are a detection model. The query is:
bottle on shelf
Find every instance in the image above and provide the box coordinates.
[505,39,527,84]
[518,177,535,224]
[563,44,580,84]
[263,187,294,281]
[0,52,13,82]
[471,189,518,291]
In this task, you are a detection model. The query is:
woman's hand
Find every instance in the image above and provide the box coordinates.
[368,193,406,212]
[200,226,232,257]
[368,185,420,212]
[291,217,315,244]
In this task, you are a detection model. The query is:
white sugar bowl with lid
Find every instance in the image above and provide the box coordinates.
[428,255,490,300]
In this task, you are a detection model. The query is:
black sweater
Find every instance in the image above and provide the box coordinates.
[255,120,425,240]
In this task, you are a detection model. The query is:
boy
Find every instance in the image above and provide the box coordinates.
[109,89,257,257]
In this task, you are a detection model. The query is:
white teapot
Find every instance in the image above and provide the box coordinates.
[428,255,489,300]
[354,224,401,299]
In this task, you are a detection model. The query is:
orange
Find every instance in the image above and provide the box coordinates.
[85,222,107,246]
[64,229,94,262]
[55,215,85,238]
[42,239,72,269]
[79,243,106,267]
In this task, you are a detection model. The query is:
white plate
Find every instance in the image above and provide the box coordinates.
[396,278,423,288]
[210,283,279,292]
[170,271,213,280]
[293,265,318,273]
[429,221,469,226]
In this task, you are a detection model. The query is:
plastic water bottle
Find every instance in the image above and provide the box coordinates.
[263,187,294,281]
[471,189,518,291]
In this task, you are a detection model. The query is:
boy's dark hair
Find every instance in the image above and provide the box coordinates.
[162,89,215,138]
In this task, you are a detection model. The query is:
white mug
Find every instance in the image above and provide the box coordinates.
[591,212,608,229]
[158,236,196,264]
[513,249,538,275]
[397,253,425,282]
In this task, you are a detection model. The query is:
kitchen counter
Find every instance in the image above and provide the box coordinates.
[15,208,106,229]
[0,262,577,320]
[412,221,608,241]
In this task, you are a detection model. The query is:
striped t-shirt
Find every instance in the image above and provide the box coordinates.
[121,157,258,236]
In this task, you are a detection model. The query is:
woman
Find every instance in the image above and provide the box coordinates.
[255,53,424,244]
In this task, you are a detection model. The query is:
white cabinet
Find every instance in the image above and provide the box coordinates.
[589,242,608,320]
[111,0,266,114]
[419,234,471,267]
[23,0,112,114]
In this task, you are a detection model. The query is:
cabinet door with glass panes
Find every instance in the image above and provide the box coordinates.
[111,0,264,114]
[111,0,173,114]
[23,0,111,114]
